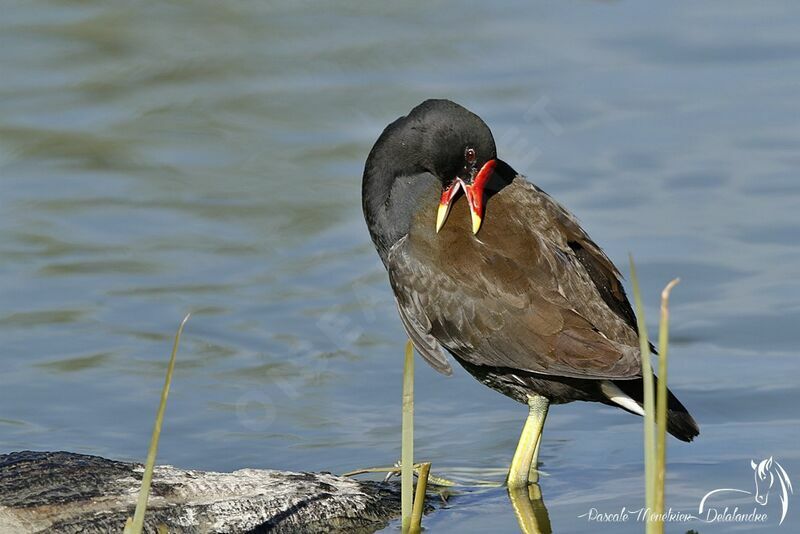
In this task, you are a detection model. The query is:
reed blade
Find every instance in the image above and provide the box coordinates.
[628,257,656,532]
[654,279,679,532]
[124,313,190,534]
[401,340,414,533]
[409,462,430,534]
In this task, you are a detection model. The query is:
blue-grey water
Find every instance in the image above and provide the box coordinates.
[1,1,799,532]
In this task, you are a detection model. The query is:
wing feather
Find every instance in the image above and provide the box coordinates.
[388,241,641,380]
[393,290,453,376]
[385,178,644,380]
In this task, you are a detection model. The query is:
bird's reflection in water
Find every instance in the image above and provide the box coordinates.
[508,484,552,534]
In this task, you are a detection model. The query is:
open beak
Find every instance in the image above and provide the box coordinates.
[435,159,497,234]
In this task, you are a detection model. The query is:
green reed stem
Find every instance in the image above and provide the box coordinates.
[124,313,190,534]
[654,279,679,533]
[409,461,431,534]
[628,257,656,533]
[401,340,415,533]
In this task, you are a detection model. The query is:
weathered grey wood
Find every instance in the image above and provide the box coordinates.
[0,451,401,533]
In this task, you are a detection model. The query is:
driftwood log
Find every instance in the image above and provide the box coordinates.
[0,451,403,533]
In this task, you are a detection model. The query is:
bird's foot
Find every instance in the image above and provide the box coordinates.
[381,461,458,487]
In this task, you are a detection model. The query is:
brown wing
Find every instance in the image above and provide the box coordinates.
[387,238,641,380]
[385,176,644,380]
[568,240,637,331]
[520,180,654,351]
[392,280,453,375]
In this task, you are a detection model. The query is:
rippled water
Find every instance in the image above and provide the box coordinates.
[1,1,799,532]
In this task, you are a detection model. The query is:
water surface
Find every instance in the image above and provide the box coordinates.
[1,1,799,532]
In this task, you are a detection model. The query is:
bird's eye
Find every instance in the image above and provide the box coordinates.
[465,147,476,163]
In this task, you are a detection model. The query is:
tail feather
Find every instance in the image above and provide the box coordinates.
[603,378,699,442]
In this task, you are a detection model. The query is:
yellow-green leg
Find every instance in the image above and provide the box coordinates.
[507,394,549,488]
[528,431,543,483]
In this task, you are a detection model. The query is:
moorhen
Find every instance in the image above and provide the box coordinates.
[361,99,698,487]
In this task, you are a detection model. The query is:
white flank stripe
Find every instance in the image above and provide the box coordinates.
[601,380,646,417]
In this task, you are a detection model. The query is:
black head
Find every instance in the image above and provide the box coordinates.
[363,99,504,257]
[400,99,496,183]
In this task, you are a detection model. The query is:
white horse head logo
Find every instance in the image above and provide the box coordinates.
[751,457,793,519]
[700,457,793,525]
